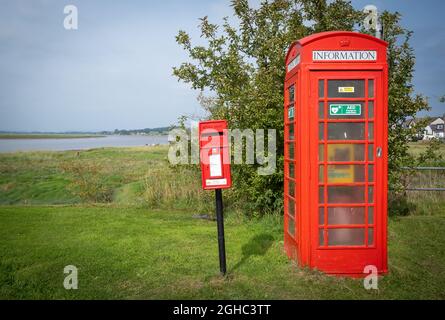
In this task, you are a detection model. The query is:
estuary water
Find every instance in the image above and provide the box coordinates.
[0,135,168,153]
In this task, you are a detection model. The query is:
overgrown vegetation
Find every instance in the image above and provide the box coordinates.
[0,146,217,214]
[60,161,114,203]
[0,147,168,206]
[0,144,443,215]
[173,0,429,215]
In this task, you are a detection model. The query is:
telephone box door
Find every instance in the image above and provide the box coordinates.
[310,71,385,274]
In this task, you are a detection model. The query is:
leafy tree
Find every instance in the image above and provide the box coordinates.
[173,0,428,215]
[375,11,429,192]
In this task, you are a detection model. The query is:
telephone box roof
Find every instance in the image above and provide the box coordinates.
[285,31,388,64]
[297,31,387,47]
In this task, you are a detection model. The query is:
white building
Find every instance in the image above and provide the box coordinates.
[423,117,445,140]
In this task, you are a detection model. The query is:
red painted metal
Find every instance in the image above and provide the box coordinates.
[199,120,232,190]
[283,31,388,276]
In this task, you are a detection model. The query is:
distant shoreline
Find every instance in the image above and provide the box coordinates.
[0,134,107,139]
[0,134,168,152]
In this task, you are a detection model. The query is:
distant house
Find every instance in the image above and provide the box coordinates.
[430,117,445,138]
[423,117,444,140]
[402,118,424,141]
[403,118,417,129]
[423,125,434,140]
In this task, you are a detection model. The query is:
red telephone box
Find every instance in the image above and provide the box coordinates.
[199,120,232,190]
[283,31,388,276]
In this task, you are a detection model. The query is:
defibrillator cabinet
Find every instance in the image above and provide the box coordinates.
[283,31,388,276]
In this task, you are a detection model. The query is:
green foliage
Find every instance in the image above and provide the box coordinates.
[377,11,429,193]
[174,0,430,215]
[174,0,362,215]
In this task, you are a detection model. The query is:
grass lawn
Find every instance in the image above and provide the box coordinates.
[1,205,445,299]
[1,144,444,299]
[407,141,445,157]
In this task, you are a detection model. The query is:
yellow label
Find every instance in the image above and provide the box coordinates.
[327,144,354,183]
[338,87,355,93]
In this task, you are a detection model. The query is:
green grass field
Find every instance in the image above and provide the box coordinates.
[407,141,445,157]
[0,143,444,299]
[1,206,444,299]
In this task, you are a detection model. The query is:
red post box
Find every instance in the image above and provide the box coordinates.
[199,120,232,276]
[283,31,388,276]
[199,120,232,190]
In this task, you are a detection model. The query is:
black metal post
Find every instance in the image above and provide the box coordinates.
[215,188,227,276]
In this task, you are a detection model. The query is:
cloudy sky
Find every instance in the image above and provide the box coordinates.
[0,0,444,132]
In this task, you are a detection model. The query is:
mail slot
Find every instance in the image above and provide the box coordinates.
[199,120,232,190]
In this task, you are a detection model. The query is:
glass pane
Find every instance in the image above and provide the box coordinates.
[319,123,325,140]
[288,198,295,216]
[328,102,365,119]
[328,80,365,98]
[328,123,365,140]
[368,80,374,98]
[327,164,365,183]
[288,106,294,120]
[289,123,294,140]
[368,122,374,139]
[288,217,295,236]
[327,144,365,161]
[368,228,374,245]
[318,144,325,161]
[368,207,374,224]
[288,180,295,197]
[368,186,374,203]
[288,143,294,159]
[328,228,365,246]
[368,101,374,118]
[319,207,325,225]
[368,144,374,161]
[319,102,324,118]
[289,162,295,178]
[328,207,365,225]
[319,229,325,246]
[319,80,324,97]
[368,164,374,182]
[327,186,365,203]
[288,85,295,103]
[319,165,324,182]
[319,186,325,203]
